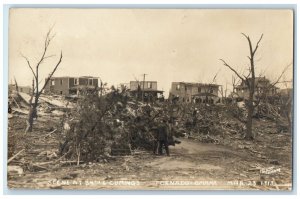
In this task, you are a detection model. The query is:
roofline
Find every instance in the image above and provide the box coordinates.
[171,82,220,86]
[47,76,99,79]
[130,81,157,83]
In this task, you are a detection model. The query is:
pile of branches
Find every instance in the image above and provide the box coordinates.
[256,102,290,133]
[175,104,244,136]
[59,88,131,162]
[256,102,283,120]
[168,104,246,143]
[59,88,170,163]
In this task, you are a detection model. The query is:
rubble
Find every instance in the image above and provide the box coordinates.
[7,86,292,189]
[18,92,32,104]
[8,165,24,176]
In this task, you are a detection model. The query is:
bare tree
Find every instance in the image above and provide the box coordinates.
[197,70,220,104]
[220,33,263,140]
[22,28,63,133]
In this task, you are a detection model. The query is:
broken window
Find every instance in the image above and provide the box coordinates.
[74,78,78,85]
[51,80,55,86]
[88,79,93,85]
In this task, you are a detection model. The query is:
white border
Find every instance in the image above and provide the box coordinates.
[1,1,299,199]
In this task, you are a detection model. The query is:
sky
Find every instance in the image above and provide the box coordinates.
[9,9,293,96]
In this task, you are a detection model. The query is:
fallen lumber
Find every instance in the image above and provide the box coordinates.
[44,129,57,138]
[8,149,25,164]
[18,92,32,104]
[12,108,29,115]
[12,96,21,109]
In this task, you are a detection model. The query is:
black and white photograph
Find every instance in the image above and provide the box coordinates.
[7,8,293,190]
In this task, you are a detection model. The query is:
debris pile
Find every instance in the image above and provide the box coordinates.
[58,88,182,163]
[171,104,246,143]
[8,91,75,118]
[57,89,253,163]
[8,88,292,165]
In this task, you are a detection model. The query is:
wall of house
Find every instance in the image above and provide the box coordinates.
[44,77,99,95]
[170,83,195,102]
[170,82,189,102]
[170,82,219,103]
[130,81,157,91]
[44,79,51,94]
[19,86,32,94]
[203,85,219,95]
[78,78,98,87]
[44,77,70,95]
[69,78,75,88]
[236,86,278,100]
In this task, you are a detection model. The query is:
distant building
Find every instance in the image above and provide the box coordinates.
[44,76,99,95]
[234,76,279,99]
[129,81,163,101]
[8,84,32,95]
[169,82,220,104]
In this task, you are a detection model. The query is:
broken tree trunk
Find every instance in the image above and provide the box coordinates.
[25,79,35,134]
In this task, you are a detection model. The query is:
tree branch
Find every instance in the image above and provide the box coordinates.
[241,33,253,56]
[20,53,37,80]
[253,34,264,55]
[39,51,63,95]
[271,62,292,87]
[220,59,245,81]
[36,28,55,70]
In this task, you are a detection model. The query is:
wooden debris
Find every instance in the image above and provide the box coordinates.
[8,149,25,164]
[8,165,24,176]
[44,129,57,138]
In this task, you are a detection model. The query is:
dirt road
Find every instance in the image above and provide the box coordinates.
[8,136,291,190]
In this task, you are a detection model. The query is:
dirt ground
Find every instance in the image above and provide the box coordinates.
[7,114,292,190]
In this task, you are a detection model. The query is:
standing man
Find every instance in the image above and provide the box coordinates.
[158,118,170,156]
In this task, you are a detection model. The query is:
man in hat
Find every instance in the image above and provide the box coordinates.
[157,117,170,156]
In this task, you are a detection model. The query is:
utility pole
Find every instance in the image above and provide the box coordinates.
[141,74,147,102]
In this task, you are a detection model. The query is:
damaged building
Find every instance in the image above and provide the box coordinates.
[169,82,220,104]
[9,84,32,95]
[129,81,164,102]
[234,76,279,100]
[44,76,99,96]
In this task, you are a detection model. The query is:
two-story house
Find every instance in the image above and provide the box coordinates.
[169,82,220,104]
[129,81,163,101]
[234,76,279,100]
[44,76,99,95]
